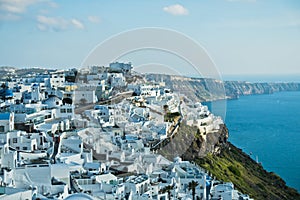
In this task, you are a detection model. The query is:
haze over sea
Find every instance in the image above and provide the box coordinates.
[206,86,300,192]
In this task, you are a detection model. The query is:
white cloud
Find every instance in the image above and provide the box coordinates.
[88,15,100,23]
[37,15,85,31]
[163,4,189,16]
[0,0,58,22]
[71,19,84,29]
[37,15,68,31]
[0,0,40,14]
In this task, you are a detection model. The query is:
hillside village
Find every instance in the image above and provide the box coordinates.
[0,63,252,200]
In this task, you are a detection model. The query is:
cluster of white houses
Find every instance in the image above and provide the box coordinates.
[0,63,252,199]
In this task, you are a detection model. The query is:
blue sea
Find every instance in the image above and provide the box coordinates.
[204,91,300,192]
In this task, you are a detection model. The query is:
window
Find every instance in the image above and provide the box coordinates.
[0,126,4,132]
[13,138,17,143]
[45,114,51,119]
[61,108,66,113]
[67,108,72,113]
[23,147,28,150]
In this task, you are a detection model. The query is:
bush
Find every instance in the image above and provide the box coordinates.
[228,165,241,176]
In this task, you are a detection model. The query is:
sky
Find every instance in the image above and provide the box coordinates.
[0,0,300,77]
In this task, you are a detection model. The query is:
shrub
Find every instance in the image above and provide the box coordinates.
[228,165,241,176]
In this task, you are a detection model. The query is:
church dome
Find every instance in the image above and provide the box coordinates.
[65,193,95,200]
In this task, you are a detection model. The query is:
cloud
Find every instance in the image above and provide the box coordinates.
[163,4,189,16]
[37,15,68,31]
[71,19,84,29]
[88,15,100,23]
[0,0,58,22]
[37,15,85,31]
[0,0,40,14]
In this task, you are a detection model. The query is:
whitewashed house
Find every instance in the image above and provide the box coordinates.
[50,71,65,88]
[110,73,126,87]
[109,62,132,74]
[74,85,97,105]
[0,187,32,200]
[0,113,14,133]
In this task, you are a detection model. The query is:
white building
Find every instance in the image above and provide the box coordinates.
[140,84,160,97]
[125,174,150,195]
[5,164,70,199]
[210,182,235,200]
[0,187,32,200]
[74,85,97,105]
[0,113,14,133]
[109,62,132,74]
[43,96,62,109]
[56,105,75,119]
[110,73,126,87]
[50,71,65,88]
[31,83,42,102]
[6,131,38,151]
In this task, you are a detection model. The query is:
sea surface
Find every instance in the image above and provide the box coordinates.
[204,91,300,192]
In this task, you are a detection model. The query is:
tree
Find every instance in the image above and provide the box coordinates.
[160,185,173,200]
[163,104,169,114]
[1,83,6,89]
[188,180,199,200]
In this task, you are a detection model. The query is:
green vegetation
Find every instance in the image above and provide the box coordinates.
[196,143,300,200]
[159,122,300,200]
[159,185,174,199]
[227,165,241,177]
[164,112,181,122]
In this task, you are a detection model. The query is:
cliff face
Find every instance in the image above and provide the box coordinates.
[158,124,228,160]
[225,81,300,99]
[150,73,300,199]
[159,123,300,200]
[145,74,300,101]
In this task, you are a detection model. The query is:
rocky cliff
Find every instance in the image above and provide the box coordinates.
[151,73,300,199]
[145,74,300,101]
[159,123,300,200]
[158,124,228,160]
[225,81,300,99]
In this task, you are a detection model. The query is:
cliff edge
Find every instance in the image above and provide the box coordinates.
[159,123,300,200]
[146,74,300,101]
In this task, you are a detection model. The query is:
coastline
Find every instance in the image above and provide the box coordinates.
[223,91,300,192]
